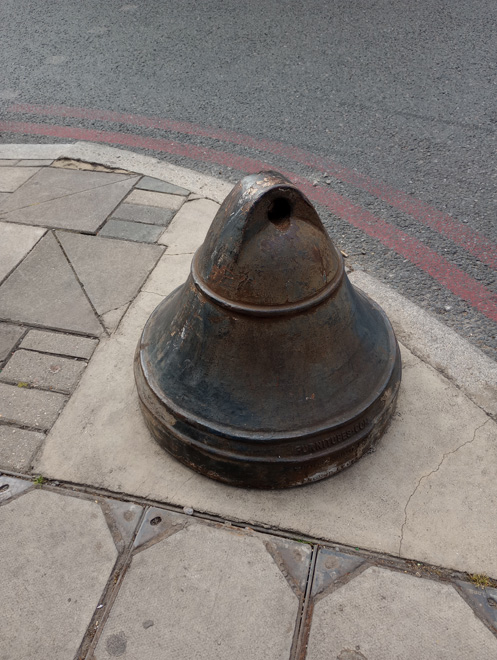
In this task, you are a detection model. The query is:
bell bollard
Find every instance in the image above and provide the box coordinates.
[134,171,401,488]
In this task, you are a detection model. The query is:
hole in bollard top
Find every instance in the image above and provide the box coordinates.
[0,484,10,493]
[267,197,292,226]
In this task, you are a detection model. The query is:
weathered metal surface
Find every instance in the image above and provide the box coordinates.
[134,171,401,488]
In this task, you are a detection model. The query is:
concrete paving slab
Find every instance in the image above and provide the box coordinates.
[1,349,86,394]
[0,222,46,282]
[126,188,184,210]
[34,289,497,575]
[111,201,176,226]
[0,159,19,166]
[142,252,192,296]
[0,166,134,210]
[0,381,67,430]
[16,159,54,166]
[0,232,103,335]
[0,177,139,232]
[136,176,190,196]
[99,218,163,243]
[0,143,72,160]
[158,198,220,253]
[0,166,39,192]
[0,322,24,361]
[56,231,163,315]
[401,418,497,574]
[0,425,45,471]
[0,489,117,660]
[0,192,10,203]
[20,329,98,359]
[306,567,497,660]
[94,522,299,660]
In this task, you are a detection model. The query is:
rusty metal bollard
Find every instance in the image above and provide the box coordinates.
[134,172,401,488]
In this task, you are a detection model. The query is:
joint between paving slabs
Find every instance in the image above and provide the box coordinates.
[75,501,147,660]
[290,546,319,660]
[52,230,109,337]
[92,173,144,235]
[398,417,492,556]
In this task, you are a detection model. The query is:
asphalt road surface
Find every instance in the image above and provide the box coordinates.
[1,0,496,359]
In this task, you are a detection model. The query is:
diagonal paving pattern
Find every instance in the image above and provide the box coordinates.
[0,231,103,335]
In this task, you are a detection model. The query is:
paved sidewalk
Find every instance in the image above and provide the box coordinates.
[0,144,496,660]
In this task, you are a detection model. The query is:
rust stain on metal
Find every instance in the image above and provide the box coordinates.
[134,171,401,489]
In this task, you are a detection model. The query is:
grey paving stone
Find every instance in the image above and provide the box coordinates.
[99,218,163,243]
[16,159,54,166]
[0,489,117,660]
[56,231,163,315]
[0,166,40,192]
[306,567,497,660]
[126,189,184,210]
[0,160,19,166]
[0,232,102,335]
[2,180,139,232]
[95,522,298,660]
[0,192,10,203]
[0,382,66,430]
[0,322,24,361]
[136,176,190,196]
[1,349,86,394]
[20,329,98,359]
[0,425,45,471]
[1,166,133,210]
[112,202,175,226]
[0,222,46,282]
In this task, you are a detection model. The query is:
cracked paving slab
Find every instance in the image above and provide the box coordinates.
[33,285,497,575]
[400,417,497,573]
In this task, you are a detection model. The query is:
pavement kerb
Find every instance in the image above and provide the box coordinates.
[2,142,495,418]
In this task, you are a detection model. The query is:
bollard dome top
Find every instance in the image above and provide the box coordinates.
[192,171,343,314]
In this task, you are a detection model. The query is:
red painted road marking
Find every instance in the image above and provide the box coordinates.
[1,119,496,323]
[9,102,497,270]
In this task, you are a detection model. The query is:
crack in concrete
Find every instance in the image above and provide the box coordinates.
[398,417,491,556]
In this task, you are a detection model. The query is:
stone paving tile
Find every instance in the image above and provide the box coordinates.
[158,198,220,253]
[95,522,299,660]
[306,567,497,660]
[99,218,163,243]
[0,232,102,335]
[1,167,134,210]
[0,425,45,471]
[0,159,19,166]
[16,159,54,166]
[0,382,66,430]
[0,322,24,361]
[0,488,117,660]
[126,188,184,210]
[56,231,163,316]
[0,222,46,282]
[0,166,40,192]
[0,192,10,203]
[136,176,190,196]
[111,202,175,226]
[1,349,87,394]
[0,176,139,232]
[20,329,98,359]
